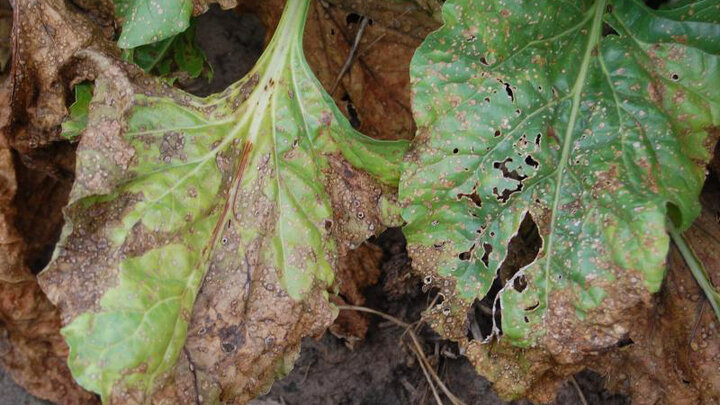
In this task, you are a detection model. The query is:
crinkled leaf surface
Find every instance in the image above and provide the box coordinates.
[401,0,720,351]
[39,0,408,402]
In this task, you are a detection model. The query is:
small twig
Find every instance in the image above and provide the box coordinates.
[408,332,465,405]
[355,7,413,59]
[413,343,444,405]
[337,305,466,405]
[330,17,369,94]
[570,376,589,405]
[337,305,410,328]
[689,301,706,345]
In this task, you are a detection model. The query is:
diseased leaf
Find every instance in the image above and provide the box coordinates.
[592,183,720,404]
[128,19,213,82]
[39,0,408,402]
[114,0,240,49]
[114,0,192,49]
[401,0,719,383]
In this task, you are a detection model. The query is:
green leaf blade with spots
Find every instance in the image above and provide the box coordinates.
[401,0,719,367]
[40,0,408,403]
[115,0,192,48]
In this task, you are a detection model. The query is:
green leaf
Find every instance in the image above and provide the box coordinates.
[61,82,93,140]
[40,0,408,402]
[130,20,213,81]
[401,0,720,352]
[115,0,192,49]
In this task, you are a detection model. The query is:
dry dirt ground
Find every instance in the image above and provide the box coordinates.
[0,6,630,405]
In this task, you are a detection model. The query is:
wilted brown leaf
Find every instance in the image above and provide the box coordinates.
[7,0,114,152]
[0,78,96,404]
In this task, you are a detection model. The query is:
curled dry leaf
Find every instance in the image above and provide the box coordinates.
[0,1,96,402]
[0,79,97,404]
[8,0,114,152]
[38,0,408,402]
[401,0,720,400]
[239,0,441,141]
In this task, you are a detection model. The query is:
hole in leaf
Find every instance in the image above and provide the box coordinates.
[525,302,540,311]
[504,83,515,102]
[457,186,483,208]
[512,274,527,292]
[453,147,459,154]
[480,243,493,267]
[602,22,619,36]
[671,73,680,81]
[617,336,634,348]
[341,94,362,128]
[467,297,496,340]
[492,158,528,202]
[494,129,501,137]
[524,155,539,168]
[346,13,361,25]
[458,243,475,261]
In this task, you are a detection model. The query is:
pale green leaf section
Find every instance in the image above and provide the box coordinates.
[401,0,720,347]
[40,0,408,402]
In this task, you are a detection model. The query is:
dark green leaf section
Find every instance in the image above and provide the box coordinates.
[127,20,213,82]
[401,0,720,347]
[40,0,408,402]
[62,82,93,140]
[115,0,192,48]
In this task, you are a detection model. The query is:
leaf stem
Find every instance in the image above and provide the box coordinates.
[668,223,720,323]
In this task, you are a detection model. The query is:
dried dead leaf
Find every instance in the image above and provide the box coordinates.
[7,0,114,152]
[0,74,97,404]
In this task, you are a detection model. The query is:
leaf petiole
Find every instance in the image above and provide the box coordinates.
[668,222,720,323]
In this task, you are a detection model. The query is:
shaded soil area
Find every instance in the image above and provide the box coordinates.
[253,229,629,405]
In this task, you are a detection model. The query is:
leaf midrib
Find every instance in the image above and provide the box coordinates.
[542,0,607,312]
